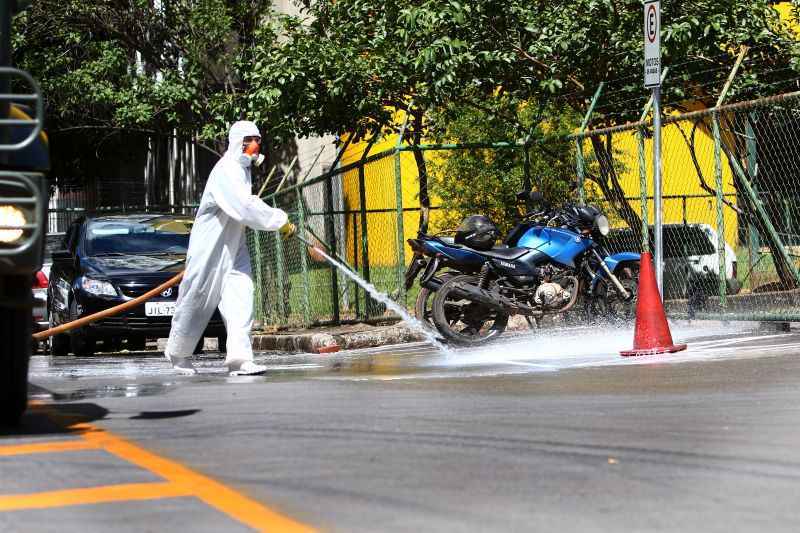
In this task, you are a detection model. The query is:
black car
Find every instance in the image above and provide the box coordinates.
[47,213,226,356]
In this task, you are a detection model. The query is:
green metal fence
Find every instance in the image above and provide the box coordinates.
[246,91,800,328]
[574,90,800,322]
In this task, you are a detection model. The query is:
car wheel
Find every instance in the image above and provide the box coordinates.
[70,332,96,356]
[217,333,227,353]
[104,336,123,353]
[68,299,95,356]
[127,335,146,352]
[1,275,32,425]
[48,305,70,356]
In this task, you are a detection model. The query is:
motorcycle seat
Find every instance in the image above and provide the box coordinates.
[428,236,527,259]
[476,246,529,260]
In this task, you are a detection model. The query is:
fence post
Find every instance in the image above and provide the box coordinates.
[358,136,378,316]
[635,68,669,253]
[295,191,312,326]
[745,112,760,284]
[575,82,605,204]
[394,112,411,305]
[251,230,266,325]
[637,129,649,252]
[712,111,728,309]
[575,139,586,204]
[708,51,747,310]
[324,174,341,323]
[352,211,361,319]
[272,224,288,324]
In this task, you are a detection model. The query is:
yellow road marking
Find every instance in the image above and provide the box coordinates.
[0,482,192,511]
[3,404,315,531]
[76,423,314,532]
[0,440,100,457]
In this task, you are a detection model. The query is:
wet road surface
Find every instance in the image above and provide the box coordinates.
[4,321,800,531]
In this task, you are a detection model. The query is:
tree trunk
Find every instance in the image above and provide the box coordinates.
[412,110,430,234]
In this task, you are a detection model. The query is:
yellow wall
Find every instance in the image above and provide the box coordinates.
[583,117,739,249]
[339,131,423,268]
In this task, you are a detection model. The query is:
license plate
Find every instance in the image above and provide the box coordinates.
[145,301,176,317]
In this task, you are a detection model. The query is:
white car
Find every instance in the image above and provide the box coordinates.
[661,223,740,300]
[606,223,739,299]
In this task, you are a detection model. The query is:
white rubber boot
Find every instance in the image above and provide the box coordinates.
[167,355,198,375]
[229,360,267,376]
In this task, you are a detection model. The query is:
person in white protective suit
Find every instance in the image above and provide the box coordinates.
[164,120,295,375]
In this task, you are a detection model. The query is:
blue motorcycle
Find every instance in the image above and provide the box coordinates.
[405,192,640,345]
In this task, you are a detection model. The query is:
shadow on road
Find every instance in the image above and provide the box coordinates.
[130,409,200,420]
[0,401,109,438]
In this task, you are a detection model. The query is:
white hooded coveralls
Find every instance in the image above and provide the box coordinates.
[165,121,287,367]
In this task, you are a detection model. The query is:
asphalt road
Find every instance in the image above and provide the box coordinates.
[3,321,800,532]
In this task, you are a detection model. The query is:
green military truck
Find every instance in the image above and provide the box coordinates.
[1,0,48,425]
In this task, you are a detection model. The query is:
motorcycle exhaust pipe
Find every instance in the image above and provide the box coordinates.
[449,280,540,316]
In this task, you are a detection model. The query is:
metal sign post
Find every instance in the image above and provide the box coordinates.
[644,0,663,297]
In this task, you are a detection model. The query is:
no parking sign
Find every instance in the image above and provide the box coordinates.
[644,0,660,88]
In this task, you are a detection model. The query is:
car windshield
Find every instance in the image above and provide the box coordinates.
[605,225,715,257]
[85,216,192,256]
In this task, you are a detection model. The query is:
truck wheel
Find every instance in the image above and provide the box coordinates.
[1,275,32,425]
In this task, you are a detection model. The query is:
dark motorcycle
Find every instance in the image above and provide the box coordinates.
[406,193,640,345]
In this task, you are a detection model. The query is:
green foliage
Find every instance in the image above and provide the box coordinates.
[12,0,275,147]
[12,0,798,158]
[426,99,580,234]
[272,0,798,136]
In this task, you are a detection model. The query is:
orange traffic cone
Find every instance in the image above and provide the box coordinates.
[620,251,687,357]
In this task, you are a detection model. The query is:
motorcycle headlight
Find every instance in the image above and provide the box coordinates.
[594,215,610,236]
[0,205,26,243]
[81,276,118,297]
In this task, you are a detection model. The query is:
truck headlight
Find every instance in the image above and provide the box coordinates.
[81,276,118,297]
[0,205,26,243]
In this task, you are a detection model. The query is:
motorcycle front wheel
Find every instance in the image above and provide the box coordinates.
[431,274,509,346]
[595,263,639,322]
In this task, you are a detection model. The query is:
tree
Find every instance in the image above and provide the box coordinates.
[426,97,579,234]
[256,0,798,231]
[12,0,277,162]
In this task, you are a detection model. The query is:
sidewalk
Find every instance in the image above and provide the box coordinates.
[249,315,553,354]
[251,322,427,354]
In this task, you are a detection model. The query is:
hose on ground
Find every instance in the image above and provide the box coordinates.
[31,226,315,343]
[32,271,185,341]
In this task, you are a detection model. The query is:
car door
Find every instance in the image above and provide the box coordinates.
[48,220,83,325]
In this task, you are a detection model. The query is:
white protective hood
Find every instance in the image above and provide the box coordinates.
[225,120,261,168]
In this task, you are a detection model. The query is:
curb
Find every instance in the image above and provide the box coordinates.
[252,324,427,354]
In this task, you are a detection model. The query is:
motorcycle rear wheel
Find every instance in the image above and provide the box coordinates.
[414,272,456,326]
[431,274,509,346]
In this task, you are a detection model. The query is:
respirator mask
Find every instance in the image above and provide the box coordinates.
[244,137,265,167]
